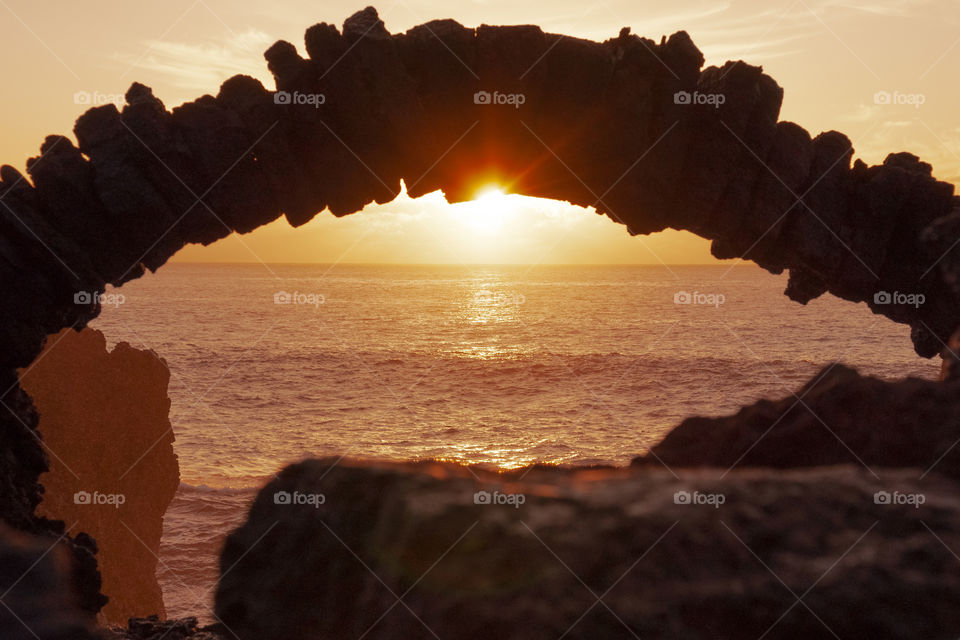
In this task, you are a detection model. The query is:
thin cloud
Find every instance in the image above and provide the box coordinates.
[820,0,940,18]
[115,28,274,91]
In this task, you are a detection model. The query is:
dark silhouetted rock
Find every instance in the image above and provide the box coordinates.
[0,5,955,379]
[0,367,105,617]
[108,615,225,640]
[215,458,960,639]
[0,523,103,639]
[633,364,960,477]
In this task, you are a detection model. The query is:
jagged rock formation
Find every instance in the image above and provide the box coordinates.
[108,616,224,640]
[1,4,959,620]
[0,7,957,377]
[18,328,180,624]
[632,363,960,475]
[216,458,960,639]
[938,326,960,380]
[0,366,105,617]
[0,523,104,639]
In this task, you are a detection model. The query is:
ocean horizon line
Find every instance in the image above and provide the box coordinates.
[164,261,756,268]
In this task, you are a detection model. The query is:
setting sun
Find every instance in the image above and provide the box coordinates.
[454,186,516,236]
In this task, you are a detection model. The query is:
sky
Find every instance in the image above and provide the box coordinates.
[1,0,958,264]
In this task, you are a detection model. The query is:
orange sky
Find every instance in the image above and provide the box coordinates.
[2,1,958,264]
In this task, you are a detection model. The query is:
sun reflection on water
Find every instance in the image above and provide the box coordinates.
[449,275,532,360]
[432,443,566,470]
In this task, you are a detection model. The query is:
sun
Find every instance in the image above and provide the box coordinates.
[475,185,506,200]
[455,186,516,235]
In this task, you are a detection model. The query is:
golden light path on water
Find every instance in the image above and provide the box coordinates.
[433,444,559,470]
[458,278,530,361]
[449,185,537,366]
[432,192,557,468]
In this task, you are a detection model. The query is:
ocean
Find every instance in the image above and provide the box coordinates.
[90,263,937,622]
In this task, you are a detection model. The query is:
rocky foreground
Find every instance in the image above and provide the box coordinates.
[107,617,223,640]
[213,459,957,640]
[634,363,960,477]
[0,523,103,640]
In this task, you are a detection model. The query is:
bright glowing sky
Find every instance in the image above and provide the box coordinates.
[2,0,958,264]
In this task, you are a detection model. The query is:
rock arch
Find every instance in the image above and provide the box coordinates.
[1,5,958,616]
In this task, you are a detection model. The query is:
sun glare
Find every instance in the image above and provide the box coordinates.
[454,186,516,235]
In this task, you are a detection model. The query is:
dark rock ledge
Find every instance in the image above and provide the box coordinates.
[633,363,960,477]
[209,458,960,639]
